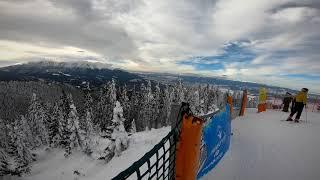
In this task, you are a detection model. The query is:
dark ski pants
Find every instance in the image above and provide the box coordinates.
[282,103,290,112]
[289,102,304,120]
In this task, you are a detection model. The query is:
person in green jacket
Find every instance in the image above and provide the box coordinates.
[286,88,308,123]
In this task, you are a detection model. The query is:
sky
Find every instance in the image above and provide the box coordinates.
[0,0,319,93]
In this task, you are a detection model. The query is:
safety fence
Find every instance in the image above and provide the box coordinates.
[111,127,176,180]
[112,91,247,180]
[111,103,190,180]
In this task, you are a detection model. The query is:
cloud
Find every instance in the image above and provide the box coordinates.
[0,0,319,92]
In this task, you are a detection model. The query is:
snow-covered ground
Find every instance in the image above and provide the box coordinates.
[203,108,320,180]
[5,109,320,180]
[4,127,170,180]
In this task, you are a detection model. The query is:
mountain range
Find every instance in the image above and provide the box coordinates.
[1,61,317,98]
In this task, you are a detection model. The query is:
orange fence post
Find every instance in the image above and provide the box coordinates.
[258,88,267,113]
[175,114,203,180]
[239,90,248,116]
[227,96,233,115]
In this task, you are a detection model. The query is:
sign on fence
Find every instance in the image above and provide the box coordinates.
[197,104,231,179]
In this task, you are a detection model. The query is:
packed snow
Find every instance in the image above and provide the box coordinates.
[2,127,170,180]
[3,107,320,180]
[203,108,320,180]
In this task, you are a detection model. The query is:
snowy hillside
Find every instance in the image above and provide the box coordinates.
[203,109,320,180]
[3,127,170,180]
[3,108,320,180]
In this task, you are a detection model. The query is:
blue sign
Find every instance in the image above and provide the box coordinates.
[197,104,231,179]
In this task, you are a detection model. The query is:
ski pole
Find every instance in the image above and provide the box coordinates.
[305,106,308,123]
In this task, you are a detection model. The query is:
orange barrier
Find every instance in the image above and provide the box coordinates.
[239,90,247,116]
[258,103,267,113]
[175,114,203,180]
[227,96,233,115]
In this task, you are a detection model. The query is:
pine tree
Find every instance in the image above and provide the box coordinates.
[110,101,129,156]
[163,85,173,126]
[19,116,33,148]
[82,109,94,155]
[146,81,154,129]
[176,79,185,103]
[130,119,137,134]
[82,85,95,155]
[58,90,71,148]
[9,116,34,174]
[65,95,84,157]
[192,89,202,115]
[48,103,62,147]
[138,83,146,130]
[140,81,154,130]
[0,148,9,176]
[153,83,162,128]
[0,118,10,176]
[120,85,131,131]
[81,85,94,131]
[27,93,49,148]
[207,85,218,112]
[96,79,117,131]
[96,84,109,131]
[129,85,141,131]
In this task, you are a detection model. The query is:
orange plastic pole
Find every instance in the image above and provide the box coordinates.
[239,90,248,116]
[258,103,263,113]
[175,115,203,180]
[227,96,233,115]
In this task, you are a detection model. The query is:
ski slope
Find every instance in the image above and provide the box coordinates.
[5,109,320,180]
[203,108,320,180]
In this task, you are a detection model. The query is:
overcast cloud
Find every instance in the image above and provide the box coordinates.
[0,0,319,92]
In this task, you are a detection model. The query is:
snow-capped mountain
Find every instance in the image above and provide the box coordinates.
[0,61,143,87]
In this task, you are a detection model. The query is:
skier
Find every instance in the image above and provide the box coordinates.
[286,88,308,123]
[282,92,292,112]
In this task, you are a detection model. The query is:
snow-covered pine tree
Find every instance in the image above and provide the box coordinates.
[142,81,154,130]
[27,93,49,148]
[163,85,173,126]
[176,79,185,104]
[96,83,110,131]
[9,116,34,175]
[216,88,227,109]
[207,85,218,112]
[129,85,140,131]
[130,119,136,133]
[108,78,117,119]
[138,83,147,130]
[109,101,129,157]
[96,79,117,132]
[153,82,162,128]
[19,115,33,149]
[120,85,131,131]
[48,102,62,147]
[82,109,94,155]
[58,90,71,148]
[0,118,10,176]
[192,89,202,115]
[0,148,9,176]
[81,84,94,131]
[64,94,84,157]
[82,85,95,155]
[201,84,210,114]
